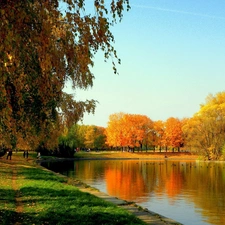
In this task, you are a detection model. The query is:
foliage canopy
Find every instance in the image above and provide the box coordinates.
[183,92,225,159]
[0,0,130,149]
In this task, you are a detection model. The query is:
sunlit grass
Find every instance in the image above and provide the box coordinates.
[0,155,146,225]
[74,151,110,158]
[0,163,16,224]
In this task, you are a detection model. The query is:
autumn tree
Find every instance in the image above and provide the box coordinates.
[182,117,198,152]
[132,114,153,151]
[153,120,165,151]
[0,0,130,150]
[121,114,151,151]
[105,113,153,151]
[105,112,125,148]
[164,117,183,152]
[183,92,225,160]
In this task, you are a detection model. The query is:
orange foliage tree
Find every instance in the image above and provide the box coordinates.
[153,120,166,151]
[105,112,125,148]
[105,113,153,151]
[164,117,183,152]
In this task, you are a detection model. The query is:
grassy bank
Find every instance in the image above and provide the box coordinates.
[0,154,146,225]
[73,151,198,160]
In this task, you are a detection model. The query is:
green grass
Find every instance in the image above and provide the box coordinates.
[74,151,117,159]
[0,163,16,224]
[0,155,146,225]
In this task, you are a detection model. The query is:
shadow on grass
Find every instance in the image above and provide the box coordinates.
[1,185,145,225]
[0,189,15,201]
[0,161,145,225]
[1,208,144,225]
[18,185,145,225]
[0,190,17,225]
[0,185,144,224]
[0,209,17,225]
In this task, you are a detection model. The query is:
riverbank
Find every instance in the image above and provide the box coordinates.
[0,152,182,224]
[0,153,146,225]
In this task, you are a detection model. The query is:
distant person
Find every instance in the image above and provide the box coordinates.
[23,150,26,158]
[26,150,29,158]
[7,149,12,160]
[37,152,41,159]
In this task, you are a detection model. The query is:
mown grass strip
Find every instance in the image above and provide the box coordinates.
[0,161,17,225]
[0,155,146,225]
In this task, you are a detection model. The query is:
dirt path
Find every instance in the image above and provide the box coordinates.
[0,157,24,225]
[12,165,23,225]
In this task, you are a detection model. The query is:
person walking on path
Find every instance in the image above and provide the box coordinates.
[7,149,12,160]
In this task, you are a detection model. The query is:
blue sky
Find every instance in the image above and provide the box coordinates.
[64,0,225,127]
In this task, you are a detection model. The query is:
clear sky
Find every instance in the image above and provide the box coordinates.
[64,0,225,127]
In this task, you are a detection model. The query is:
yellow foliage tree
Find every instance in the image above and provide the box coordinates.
[183,92,225,159]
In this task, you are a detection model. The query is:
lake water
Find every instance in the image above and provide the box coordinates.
[41,159,225,225]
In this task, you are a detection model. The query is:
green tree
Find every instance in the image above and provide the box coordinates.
[85,125,106,150]
[0,0,130,149]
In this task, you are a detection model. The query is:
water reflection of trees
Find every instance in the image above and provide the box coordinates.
[105,161,149,202]
[103,160,225,225]
[44,160,225,224]
[182,162,225,225]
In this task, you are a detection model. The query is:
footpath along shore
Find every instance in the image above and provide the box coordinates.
[0,152,193,225]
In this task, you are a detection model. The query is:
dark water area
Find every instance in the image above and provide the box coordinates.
[41,159,225,225]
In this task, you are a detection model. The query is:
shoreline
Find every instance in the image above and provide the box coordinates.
[67,178,183,225]
[38,152,198,224]
[37,156,198,163]
[37,151,199,163]
[38,157,183,225]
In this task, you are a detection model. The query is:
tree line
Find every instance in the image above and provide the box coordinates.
[55,91,225,160]
[1,1,225,160]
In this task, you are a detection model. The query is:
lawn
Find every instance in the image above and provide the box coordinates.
[0,153,146,225]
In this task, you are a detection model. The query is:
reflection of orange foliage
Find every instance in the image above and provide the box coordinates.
[105,166,146,201]
[165,170,183,197]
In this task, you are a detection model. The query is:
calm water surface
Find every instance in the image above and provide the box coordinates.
[42,160,225,225]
